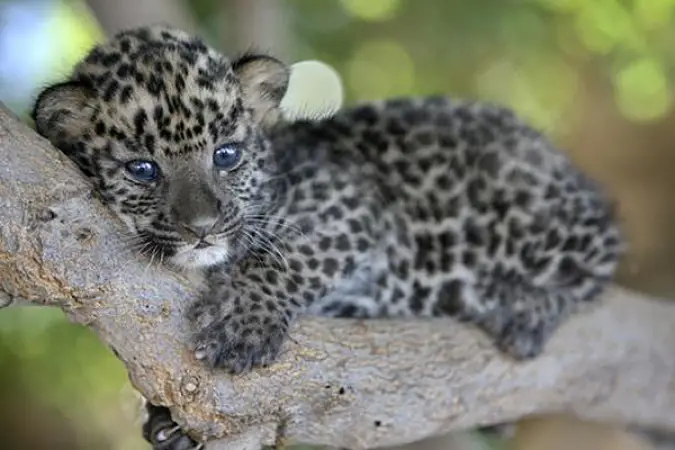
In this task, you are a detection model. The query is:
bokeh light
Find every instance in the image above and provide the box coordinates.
[347,40,415,100]
[338,0,401,22]
[614,57,672,122]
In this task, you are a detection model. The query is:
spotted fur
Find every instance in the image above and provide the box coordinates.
[32,26,624,449]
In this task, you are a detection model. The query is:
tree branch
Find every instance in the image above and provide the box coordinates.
[1,103,674,449]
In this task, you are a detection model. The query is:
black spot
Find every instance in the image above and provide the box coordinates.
[291,273,304,286]
[285,279,299,294]
[265,270,278,285]
[478,152,501,176]
[467,177,487,207]
[351,105,378,126]
[438,132,457,148]
[338,304,358,317]
[464,220,485,247]
[116,64,131,79]
[264,300,277,313]
[396,260,409,279]
[289,258,303,272]
[413,232,434,270]
[558,256,582,284]
[435,174,452,190]
[133,110,147,136]
[147,74,164,96]
[356,237,370,252]
[562,235,579,251]
[544,184,560,200]
[545,229,561,250]
[449,156,466,178]
[386,118,407,136]
[103,80,120,102]
[100,51,121,67]
[144,134,156,154]
[391,287,404,304]
[298,244,314,256]
[446,196,461,217]
[322,258,339,277]
[324,205,344,220]
[435,279,464,316]
[335,234,351,251]
[348,218,363,233]
[302,291,314,305]
[318,236,332,251]
[438,231,456,248]
[409,281,430,314]
[94,121,106,136]
[515,190,531,208]
[462,250,476,267]
[134,71,145,84]
[308,277,323,291]
[487,232,501,257]
[342,196,360,210]
[120,85,134,104]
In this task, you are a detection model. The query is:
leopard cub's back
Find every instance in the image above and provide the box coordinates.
[269,96,622,356]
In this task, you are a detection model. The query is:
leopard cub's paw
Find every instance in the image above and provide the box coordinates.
[479,310,558,361]
[192,312,289,374]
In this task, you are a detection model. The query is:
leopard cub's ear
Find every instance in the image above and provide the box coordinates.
[232,53,290,128]
[32,81,97,145]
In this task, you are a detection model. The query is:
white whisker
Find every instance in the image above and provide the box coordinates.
[247,227,288,271]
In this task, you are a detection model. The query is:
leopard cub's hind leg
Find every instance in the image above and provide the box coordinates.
[143,402,203,450]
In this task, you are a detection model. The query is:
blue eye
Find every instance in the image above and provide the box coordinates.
[213,144,242,169]
[125,159,160,182]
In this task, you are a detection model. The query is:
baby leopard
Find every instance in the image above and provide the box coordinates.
[32,26,623,449]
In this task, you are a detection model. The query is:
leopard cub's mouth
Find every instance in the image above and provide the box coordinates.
[169,239,231,270]
[194,239,213,249]
[165,216,246,270]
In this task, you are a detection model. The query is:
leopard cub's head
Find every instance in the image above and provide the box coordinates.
[32,25,290,270]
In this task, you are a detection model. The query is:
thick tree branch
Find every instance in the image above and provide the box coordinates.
[0,103,674,449]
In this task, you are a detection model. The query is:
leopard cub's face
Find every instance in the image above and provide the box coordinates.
[32,26,290,270]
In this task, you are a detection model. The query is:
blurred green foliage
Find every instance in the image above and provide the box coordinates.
[1,0,675,449]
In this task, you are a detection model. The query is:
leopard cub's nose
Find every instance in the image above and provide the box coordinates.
[172,216,220,247]
[184,217,219,238]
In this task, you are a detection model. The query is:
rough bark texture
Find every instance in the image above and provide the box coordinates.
[1,103,674,449]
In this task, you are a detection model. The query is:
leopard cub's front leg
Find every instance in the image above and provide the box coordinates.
[187,264,299,374]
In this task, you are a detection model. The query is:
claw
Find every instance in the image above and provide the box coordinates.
[156,425,182,442]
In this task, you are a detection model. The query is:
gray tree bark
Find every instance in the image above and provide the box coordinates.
[1,103,674,449]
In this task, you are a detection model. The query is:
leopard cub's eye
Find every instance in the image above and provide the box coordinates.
[213,143,242,170]
[125,159,160,182]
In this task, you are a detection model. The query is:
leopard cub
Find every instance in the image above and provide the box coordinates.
[33,25,623,449]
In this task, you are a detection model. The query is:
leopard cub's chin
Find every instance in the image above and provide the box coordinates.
[168,243,231,271]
